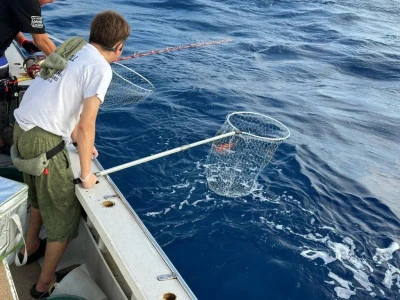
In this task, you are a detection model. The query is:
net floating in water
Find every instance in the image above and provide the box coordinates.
[102,62,155,110]
[205,112,290,198]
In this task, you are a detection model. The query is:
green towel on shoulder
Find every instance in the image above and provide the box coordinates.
[40,37,87,79]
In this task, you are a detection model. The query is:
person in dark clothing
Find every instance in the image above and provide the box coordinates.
[0,0,56,153]
[0,0,56,77]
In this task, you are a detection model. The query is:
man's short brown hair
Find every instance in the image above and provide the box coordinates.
[89,11,130,49]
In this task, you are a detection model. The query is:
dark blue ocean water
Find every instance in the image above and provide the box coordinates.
[43,1,400,299]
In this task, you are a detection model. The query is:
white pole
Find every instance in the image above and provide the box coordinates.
[96,130,238,177]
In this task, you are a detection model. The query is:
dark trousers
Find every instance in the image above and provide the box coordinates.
[0,54,11,153]
[0,54,9,79]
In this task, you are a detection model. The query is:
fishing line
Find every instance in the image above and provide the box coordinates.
[48,34,232,62]
[116,39,233,61]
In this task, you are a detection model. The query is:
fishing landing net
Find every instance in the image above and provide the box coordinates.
[73,111,290,197]
[205,112,290,198]
[101,62,155,110]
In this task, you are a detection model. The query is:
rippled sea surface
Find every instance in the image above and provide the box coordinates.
[44,1,400,299]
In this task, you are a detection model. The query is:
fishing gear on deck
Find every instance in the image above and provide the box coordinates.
[0,76,20,102]
[23,55,46,79]
[74,112,290,198]
[0,77,27,154]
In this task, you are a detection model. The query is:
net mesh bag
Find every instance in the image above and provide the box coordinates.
[102,62,154,110]
[205,112,290,198]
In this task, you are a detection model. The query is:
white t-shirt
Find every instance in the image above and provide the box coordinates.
[14,43,112,142]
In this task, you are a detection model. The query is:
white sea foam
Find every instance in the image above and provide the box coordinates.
[320,225,336,232]
[334,287,356,299]
[288,220,398,298]
[373,242,400,265]
[178,186,196,210]
[179,199,189,210]
[148,185,400,298]
[329,272,357,299]
[300,238,375,297]
[305,233,329,243]
[172,180,191,189]
[328,272,353,289]
[382,263,400,291]
[191,199,204,206]
[144,211,163,217]
[329,239,374,292]
[300,249,336,264]
[191,195,214,206]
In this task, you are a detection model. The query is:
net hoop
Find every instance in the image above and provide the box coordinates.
[111,62,155,95]
[102,62,155,110]
[226,111,290,142]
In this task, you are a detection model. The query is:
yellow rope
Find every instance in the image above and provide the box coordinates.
[17,76,32,82]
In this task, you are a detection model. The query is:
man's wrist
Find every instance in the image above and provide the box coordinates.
[79,171,92,182]
[19,39,28,46]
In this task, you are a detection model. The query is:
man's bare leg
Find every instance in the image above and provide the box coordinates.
[21,206,43,255]
[34,240,68,292]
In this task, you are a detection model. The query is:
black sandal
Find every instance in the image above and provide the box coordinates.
[18,238,46,265]
[30,272,67,299]
[30,283,54,298]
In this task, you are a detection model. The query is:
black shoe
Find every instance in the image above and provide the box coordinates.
[30,283,53,299]
[17,238,46,265]
[30,272,66,298]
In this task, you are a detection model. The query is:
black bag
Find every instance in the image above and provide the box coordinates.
[0,77,23,155]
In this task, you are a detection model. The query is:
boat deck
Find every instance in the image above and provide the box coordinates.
[0,155,13,168]
[9,260,41,300]
[1,260,16,300]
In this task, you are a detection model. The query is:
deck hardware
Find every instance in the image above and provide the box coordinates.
[162,292,177,300]
[102,200,115,207]
[157,272,177,281]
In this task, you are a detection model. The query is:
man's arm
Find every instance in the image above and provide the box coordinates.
[31,33,56,55]
[75,96,101,189]
[14,32,56,55]
[14,32,27,45]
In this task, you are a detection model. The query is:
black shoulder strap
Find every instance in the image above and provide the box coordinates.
[46,140,65,160]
